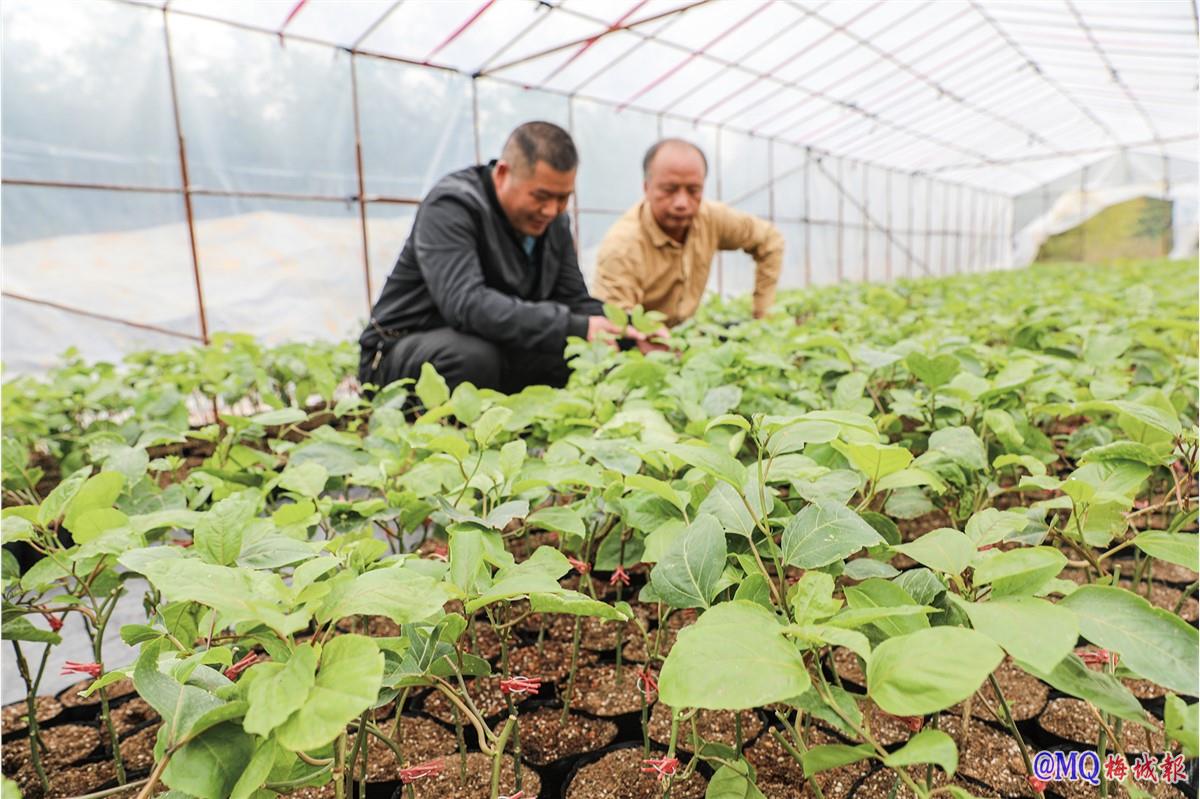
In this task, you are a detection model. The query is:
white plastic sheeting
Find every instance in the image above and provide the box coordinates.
[2,0,1196,373]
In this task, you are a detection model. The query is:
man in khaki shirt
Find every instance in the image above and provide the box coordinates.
[593,139,784,328]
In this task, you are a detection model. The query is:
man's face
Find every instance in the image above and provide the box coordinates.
[493,159,575,237]
[645,144,706,241]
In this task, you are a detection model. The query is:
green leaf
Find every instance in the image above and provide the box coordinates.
[788,571,842,625]
[278,462,328,498]
[1016,654,1149,727]
[1060,585,1199,695]
[766,420,840,456]
[133,645,226,747]
[801,744,874,777]
[37,465,91,527]
[893,528,973,575]
[1,514,34,545]
[529,591,632,621]
[1164,695,1198,757]
[883,729,958,776]
[132,557,307,635]
[1132,532,1198,570]
[781,501,883,569]
[473,406,513,448]
[949,595,1076,673]
[664,442,746,490]
[319,566,452,626]
[243,646,318,737]
[275,635,384,751]
[63,472,125,532]
[928,426,987,471]
[660,601,810,709]
[464,546,571,612]
[971,546,1066,597]
[905,352,959,389]
[963,508,1030,547]
[706,414,751,433]
[626,474,689,515]
[831,440,913,482]
[842,579,929,638]
[867,627,1004,716]
[706,759,767,799]
[162,721,255,799]
[415,362,449,410]
[603,302,628,329]
[526,506,584,538]
[650,514,727,609]
[229,739,280,799]
[1080,441,1168,467]
[449,382,482,424]
[1,616,62,644]
[698,482,755,537]
[193,495,256,566]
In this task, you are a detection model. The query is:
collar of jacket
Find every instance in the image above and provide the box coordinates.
[639,201,685,250]
[480,160,539,254]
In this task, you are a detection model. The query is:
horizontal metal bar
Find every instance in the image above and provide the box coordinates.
[2,291,206,342]
[2,177,425,206]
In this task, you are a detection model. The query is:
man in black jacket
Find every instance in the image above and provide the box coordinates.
[359,121,636,394]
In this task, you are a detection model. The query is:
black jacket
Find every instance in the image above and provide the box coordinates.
[359,163,602,361]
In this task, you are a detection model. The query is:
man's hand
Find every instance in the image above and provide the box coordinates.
[637,325,671,355]
[586,315,647,348]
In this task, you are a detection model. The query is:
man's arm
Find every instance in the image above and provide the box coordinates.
[712,202,785,318]
[414,196,590,352]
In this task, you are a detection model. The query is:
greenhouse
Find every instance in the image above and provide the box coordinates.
[1,0,1197,797]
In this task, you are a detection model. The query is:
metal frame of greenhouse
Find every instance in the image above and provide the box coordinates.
[2,0,1196,351]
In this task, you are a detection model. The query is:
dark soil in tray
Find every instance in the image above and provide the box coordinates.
[934,714,1034,797]
[647,703,763,752]
[850,765,957,798]
[832,646,867,687]
[564,744,707,799]
[1,696,63,736]
[745,727,869,799]
[403,751,541,799]
[506,641,598,683]
[2,723,101,774]
[949,658,1050,722]
[58,676,136,708]
[1036,697,1165,753]
[464,621,503,662]
[494,706,618,766]
[537,609,650,652]
[118,721,161,773]
[566,665,649,717]
[111,697,157,735]
[421,675,533,724]
[1147,560,1200,587]
[9,759,117,799]
[382,715,459,763]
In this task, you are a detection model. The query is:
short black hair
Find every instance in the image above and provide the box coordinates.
[643,138,708,178]
[501,121,579,175]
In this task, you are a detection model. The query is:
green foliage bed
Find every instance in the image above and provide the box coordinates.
[2,260,1196,799]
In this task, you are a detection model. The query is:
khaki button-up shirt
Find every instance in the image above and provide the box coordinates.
[593,200,784,326]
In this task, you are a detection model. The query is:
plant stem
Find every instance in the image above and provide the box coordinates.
[491,715,516,799]
[61,777,150,799]
[1174,580,1197,614]
[333,732,347,799]
[12,641,50,793]
[348,710,369,796]
[986,673,1043,798]
[93,591,126,783]
[560,616,583,725]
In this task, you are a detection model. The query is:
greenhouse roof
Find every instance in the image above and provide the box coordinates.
[130,0,1198,194]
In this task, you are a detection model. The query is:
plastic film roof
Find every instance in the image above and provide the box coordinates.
[134,0,1198,195]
